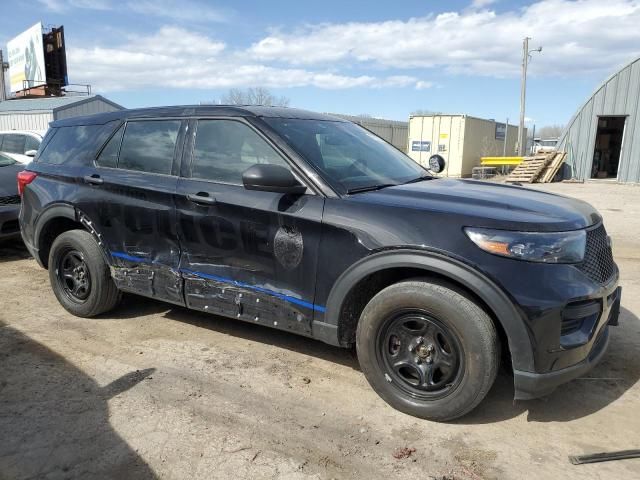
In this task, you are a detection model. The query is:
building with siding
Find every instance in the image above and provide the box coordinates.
[558,56,640,182]
[0,95,123,131]
[329,114,408,152]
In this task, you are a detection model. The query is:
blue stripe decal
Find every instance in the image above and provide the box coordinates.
[181,268,326,313]
[111,251,326,313]
[111,252,150,263]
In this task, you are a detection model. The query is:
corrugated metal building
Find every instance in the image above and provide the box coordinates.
[329,113,408,151]
[557,56,640,182]
[408,114,519,177]
[0,95,123,131]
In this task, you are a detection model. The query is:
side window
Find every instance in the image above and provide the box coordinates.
[38,125,102,165]
[24,135,40,152]
[191,120,289,184]
[1,134,26,154]
[96,124,124,168]
[118,120,181,174]
[0,134,5,150]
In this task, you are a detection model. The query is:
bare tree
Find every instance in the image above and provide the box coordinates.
[410,109,439,116]
[220,87,290,107]
[537,124,564,138]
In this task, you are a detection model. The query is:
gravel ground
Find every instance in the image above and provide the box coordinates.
[1,181,639,480]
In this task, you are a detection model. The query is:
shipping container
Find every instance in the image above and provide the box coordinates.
[408,114,519,177]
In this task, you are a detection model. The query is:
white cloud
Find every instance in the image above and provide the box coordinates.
[37,0,230,22]
[36,0,111,10]
[470,0,499,8]
[249,0,640,77]
[126,0,231,23]
[415,81,434,90]
[67,27,421,91]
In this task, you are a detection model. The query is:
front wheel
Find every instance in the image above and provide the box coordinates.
[356,279,499,421]
[48,229,121,317]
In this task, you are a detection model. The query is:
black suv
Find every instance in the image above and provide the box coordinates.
[19,106,620,421]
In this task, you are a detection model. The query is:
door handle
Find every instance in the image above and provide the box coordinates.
[83,174,104,185]
[186,192,216,205]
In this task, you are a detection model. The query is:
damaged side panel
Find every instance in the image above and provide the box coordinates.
[183,273,312,335]
[111,261,184,306]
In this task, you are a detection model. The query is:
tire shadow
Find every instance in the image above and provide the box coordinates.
[0,238,31,263]
[454,306,640,424]
[0,320,157,479]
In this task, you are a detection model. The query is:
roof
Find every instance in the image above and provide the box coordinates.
[0,95,123,114]
[51,105,346,127]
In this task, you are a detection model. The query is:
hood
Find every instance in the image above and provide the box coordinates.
[0,163,24,198]
[351,178,601,231]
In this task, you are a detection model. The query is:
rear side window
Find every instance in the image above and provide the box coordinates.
[39,125,105,165]
[96,124,124,168]
[1,134,26,154]
[118,120,181,174]
[191,119,288,184]
[24,135,40,152]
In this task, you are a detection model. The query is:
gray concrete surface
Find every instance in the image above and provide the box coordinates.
[1,182,639,479]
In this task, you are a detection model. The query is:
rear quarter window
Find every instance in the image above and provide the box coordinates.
[38,122,120,166]
[0,134,26,154]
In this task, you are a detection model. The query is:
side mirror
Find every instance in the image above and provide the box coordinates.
[428,154,445,174]
[25,150,38,158]
[242,164,307,195]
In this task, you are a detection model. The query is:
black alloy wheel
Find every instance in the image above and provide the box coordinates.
[56,249,92,302]
[379,312,463,398]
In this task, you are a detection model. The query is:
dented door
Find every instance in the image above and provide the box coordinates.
[175,118,324,334]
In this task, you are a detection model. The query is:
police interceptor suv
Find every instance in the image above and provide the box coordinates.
[18,106,620,421]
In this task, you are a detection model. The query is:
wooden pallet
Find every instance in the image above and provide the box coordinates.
[537,152,566,183]
[505,154,552,183]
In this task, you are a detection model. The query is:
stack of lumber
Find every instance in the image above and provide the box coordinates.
[537,152,566,183]
[505,151,566,183]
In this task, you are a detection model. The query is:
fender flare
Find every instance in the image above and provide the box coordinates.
[33,204,111,267]
[33,203,78,264]
[322,249,535,372]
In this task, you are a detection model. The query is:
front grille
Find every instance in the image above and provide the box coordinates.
[0,195,20,206]
[577,224,616,284]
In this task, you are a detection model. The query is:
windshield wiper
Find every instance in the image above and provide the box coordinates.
[346,183,397,194]
[402,174,433,185]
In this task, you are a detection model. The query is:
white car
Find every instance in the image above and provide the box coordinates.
[0,130,46,164]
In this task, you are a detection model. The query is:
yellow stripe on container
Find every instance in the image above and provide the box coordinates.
[480,157,524,166]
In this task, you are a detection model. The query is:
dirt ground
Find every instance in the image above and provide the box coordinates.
[1,182,639,480]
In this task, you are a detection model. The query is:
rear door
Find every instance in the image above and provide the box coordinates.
[78,119,186,305]
[175,117,324,334]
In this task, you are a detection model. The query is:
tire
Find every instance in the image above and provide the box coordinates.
[356,279,499,421]
[48,229,121,317]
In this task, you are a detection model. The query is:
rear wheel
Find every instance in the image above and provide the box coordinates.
[356,279,499,421]
[49,229,121,317]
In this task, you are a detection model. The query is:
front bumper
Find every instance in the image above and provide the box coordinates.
[513,285,621,400]
[0,205,21,240]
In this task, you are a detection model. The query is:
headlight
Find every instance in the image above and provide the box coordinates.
[464,227,586,263]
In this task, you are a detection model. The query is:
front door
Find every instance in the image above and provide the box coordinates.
[175,118,324,335]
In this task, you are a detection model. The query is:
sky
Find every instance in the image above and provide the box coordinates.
[1,0,640,128]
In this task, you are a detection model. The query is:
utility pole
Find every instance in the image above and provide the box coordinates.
[0,49,8,101]
[518,37,542,156]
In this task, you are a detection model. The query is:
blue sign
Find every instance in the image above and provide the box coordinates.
[495,123,506,140]
[411,140,431,152]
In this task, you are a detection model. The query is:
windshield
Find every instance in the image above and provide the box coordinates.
[0,153,17,167]
[264,118,427,193]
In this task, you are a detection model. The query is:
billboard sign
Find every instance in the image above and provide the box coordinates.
[7,22,46,92]
[495,122,506,140]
